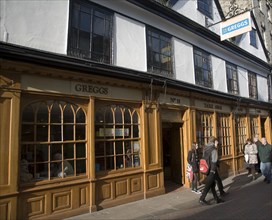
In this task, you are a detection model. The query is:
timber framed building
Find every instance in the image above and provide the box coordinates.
[0,0,272,219]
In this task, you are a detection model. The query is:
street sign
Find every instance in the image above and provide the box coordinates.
[220,11,252,41]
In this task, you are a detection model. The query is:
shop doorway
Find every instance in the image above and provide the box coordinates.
[162,122,183,192]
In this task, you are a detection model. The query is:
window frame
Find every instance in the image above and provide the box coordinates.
[67,0,114,64]
[235,115,247,155]
[250,29,258,48]
[226,62,239,95]
[94,103,141,175]
[193,47,213,88]
[20,99,87,186]
[146,26,173,77]
[248,71,258,99]
[197,0,213,19]
[217,113,232,157]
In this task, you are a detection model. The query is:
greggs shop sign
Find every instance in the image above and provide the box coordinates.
[71,82,142,101]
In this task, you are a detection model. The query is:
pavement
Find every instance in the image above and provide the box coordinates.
[66,172,272,220]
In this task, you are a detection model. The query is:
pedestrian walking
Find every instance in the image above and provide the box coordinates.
[199,136,224,205]
[258,137,272,184]
[187,142,201,194]
[244,138,258,181]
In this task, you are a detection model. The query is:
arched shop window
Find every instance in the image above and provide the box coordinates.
[20,100,87,184]
[95,104,141,172]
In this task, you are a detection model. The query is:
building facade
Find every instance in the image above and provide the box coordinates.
[0,0,272,219]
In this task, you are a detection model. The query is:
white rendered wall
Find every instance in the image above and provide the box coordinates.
[237,67,249,98]
[115,14,146,71]
[0,0,69,54]
[212,57,227,93]
[257,75,268,102]
[173,38,194,84]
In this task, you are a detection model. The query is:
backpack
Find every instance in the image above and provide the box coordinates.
[199,158,209,175]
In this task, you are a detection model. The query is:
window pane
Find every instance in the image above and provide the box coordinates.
[64,105,74,123]
[124,109,131,124]
[64,144,74,159]
[21,145,35,162]
[37,103,48,123]
[76,143,86,158]
[22,105,34,122]
[95,142,105,157]
[79,12,91,32]
[50,103,61,123]
[106,142,114,155]
[106,156,114,170]
[51,144,62,160]
[21,125,34,141]
[76,125,86,140]
[115,107,122,124]
[76,108,86,123]
[95,157,105,171]
[116,155,124,169]
[76,159,86,175]
[50,125,61,141]
[36,125,48,141]
[36,144,48,162]
[63,125,74,141]
[116,141,123,155]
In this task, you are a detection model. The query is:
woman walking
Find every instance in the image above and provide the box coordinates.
[187,142,201,194]
[244,138,258,181]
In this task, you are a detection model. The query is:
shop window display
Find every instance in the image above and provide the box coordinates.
[20,100,87,183]
[95,104,141,172]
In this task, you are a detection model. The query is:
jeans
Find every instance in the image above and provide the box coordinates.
[200,172,219,201]
[260,162,271,181]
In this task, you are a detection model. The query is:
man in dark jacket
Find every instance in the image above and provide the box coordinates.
[258,137,272,184]
[199,136,224,205]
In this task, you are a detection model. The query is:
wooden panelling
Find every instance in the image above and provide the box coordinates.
[0,97,11,186]
[115,180,127,197]
[97,182,111,201]
[52,191,71,213]
[79,187,88,207]
[130,177,142,193]
[147,173,158,190]
[26,196,45,218]
[0,201,9,220]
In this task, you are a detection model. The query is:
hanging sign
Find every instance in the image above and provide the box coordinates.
[220,11,252,41]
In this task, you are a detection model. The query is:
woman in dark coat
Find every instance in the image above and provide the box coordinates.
[187,142,201,194]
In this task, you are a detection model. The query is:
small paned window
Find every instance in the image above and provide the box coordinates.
[248,71,258,99]
[20,101,87,184]
[194,47,213,88]
[196,111,213,149]
[217,114,231,157]
[250,29,258,48]
[226,62,239,95]
[235,115,247,154]
[95,104,141,172]
[68,0,113,63]
[250,116,259,138]
[147,27,173,77]
[197,0,213,19]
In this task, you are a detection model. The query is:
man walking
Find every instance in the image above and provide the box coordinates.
[199,136,224,205]
[258,137,272,184]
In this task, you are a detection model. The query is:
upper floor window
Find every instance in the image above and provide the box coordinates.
[248,71,258,99]
[250,29,258,48]
[226,62,239,95]
[197,0,213,19]
[68,0,113,64]
[147,27,173,77]
[95,103,141,173]
[193,47,213,88]
[20,100,87,184]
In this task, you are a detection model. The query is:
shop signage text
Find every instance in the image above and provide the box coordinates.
[74,83,109,95]
[204,103,222,110]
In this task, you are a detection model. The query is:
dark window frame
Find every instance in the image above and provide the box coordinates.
[226,62,239,95]
[67,0,113,64]
[197,0,213,19]
[250,29,258,48]
[248,71,258,99]
[146,26,173,77]
[193,47,213,88]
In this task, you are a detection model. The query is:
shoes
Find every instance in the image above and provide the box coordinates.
[199,199,209,205]
[192,189,202,194]
[263,178,267,182]
[216,198,224,204]
[220,191,229,196]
